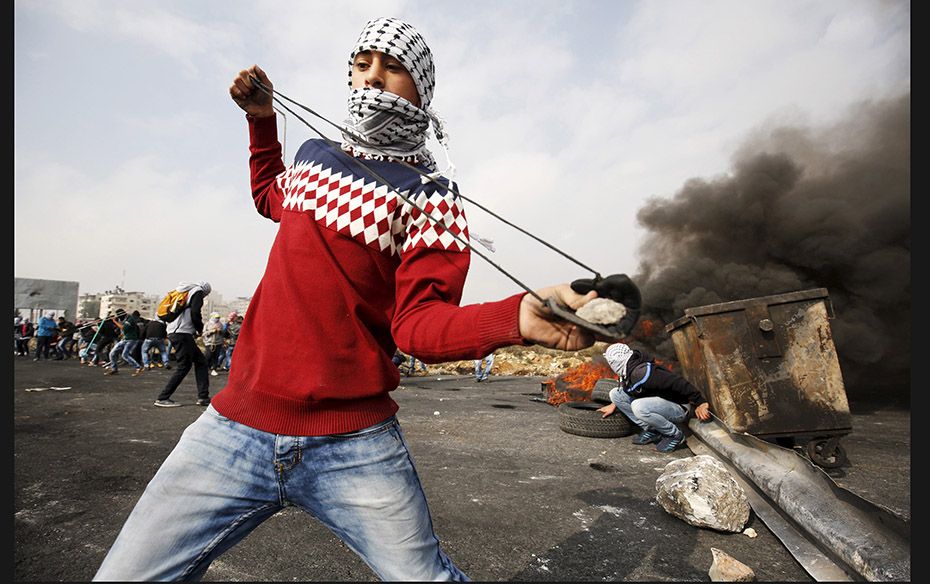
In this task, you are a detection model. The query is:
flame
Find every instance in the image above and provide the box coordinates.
[638,318,658,338]
[546,389,574,407]
[543,359,617,406]
[561,360,614,390]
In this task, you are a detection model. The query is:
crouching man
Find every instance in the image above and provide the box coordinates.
[597,342,711,452]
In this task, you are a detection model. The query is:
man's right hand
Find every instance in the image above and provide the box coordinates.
[230,65,275,118]
[597,402,617,418]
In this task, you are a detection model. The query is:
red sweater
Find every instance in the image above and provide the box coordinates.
[211,115,527,435]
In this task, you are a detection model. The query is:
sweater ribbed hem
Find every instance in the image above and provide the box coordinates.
[211,385,399,436]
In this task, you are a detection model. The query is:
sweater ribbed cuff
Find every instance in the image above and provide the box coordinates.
[476,292,529,355]
[248,114,278,147]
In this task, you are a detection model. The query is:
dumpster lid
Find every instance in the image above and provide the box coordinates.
[664,288,830,333]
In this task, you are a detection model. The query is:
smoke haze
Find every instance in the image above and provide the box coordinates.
[634,93,910,401]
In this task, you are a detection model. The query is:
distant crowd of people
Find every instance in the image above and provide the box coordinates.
[13,309,244,378]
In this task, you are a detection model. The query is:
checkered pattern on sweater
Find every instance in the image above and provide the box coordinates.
[276,156,468,257]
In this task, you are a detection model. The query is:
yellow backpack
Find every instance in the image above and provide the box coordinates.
[156,289,190,322]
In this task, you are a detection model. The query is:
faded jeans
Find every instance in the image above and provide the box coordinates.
[108,339,142,371]
[93,407,469,582]
[474,354,494,380]
[141,337,170,367]
[223,344,235,369]
[609,387,689,437]
[57,336,75,358]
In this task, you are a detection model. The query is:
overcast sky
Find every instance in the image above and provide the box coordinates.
[14,0,910,305]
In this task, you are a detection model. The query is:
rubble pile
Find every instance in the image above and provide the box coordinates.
[400,342,615,377]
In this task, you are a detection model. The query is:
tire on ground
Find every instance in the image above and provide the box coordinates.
[558,401,634,438]
[591,378,618,404]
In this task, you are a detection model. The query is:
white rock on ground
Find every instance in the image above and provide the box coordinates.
[655,455,751,533]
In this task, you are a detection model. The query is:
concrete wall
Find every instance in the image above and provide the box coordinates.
[14,278,80,320]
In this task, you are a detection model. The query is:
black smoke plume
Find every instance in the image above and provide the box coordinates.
[633,93,910,403]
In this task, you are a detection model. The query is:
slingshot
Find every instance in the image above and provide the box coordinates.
[247,76,641,340]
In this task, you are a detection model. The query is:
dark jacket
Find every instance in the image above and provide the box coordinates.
[96,319,118,343]
[79,324,96,342]
[620,350,706,407]
[58,320,76,337]
[224,320,242,347]
[189,291,205,335]
[120,315,142,341]
[143,319,168,340]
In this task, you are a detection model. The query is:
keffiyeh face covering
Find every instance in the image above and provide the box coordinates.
[342,17,452,175]
[345,90,434,166]
[605,343,634,380]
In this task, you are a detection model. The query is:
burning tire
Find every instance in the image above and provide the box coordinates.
[558,401,634,438]
[591,378,618,404]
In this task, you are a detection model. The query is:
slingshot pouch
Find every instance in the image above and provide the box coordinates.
[557,273,643,338]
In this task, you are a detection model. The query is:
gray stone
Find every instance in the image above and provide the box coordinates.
[575,297,626,324]
[655,455,750,533]
[708,547,756,582]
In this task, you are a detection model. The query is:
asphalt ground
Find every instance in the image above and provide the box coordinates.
[12,357,911,582]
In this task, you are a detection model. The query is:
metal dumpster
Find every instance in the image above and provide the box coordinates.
[665,288,852,468]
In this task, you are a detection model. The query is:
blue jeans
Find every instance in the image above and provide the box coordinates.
[408,356,426,373]
[93,408,469,581]
[223,344,235,369]
[474,354,494,380]
[141,338,170,367]
[609,387,689,436]
[109,339,142,371]
[57,336,75,358]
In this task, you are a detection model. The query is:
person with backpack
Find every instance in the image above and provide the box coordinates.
[153,281,212,408]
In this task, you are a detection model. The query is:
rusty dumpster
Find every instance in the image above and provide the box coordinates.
[665,288,852,468]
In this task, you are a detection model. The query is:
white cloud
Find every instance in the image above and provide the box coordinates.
[14,0,909,306]
[14,153,275,298]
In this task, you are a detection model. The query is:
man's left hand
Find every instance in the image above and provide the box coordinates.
[695,402,711,421]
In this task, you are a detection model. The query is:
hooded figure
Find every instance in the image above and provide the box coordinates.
[604,342,634,382]
[156,280,213,407]
[165,281,211,337]
[176,281,212,297]
[202,310,226,374]
[598,342,710,453]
